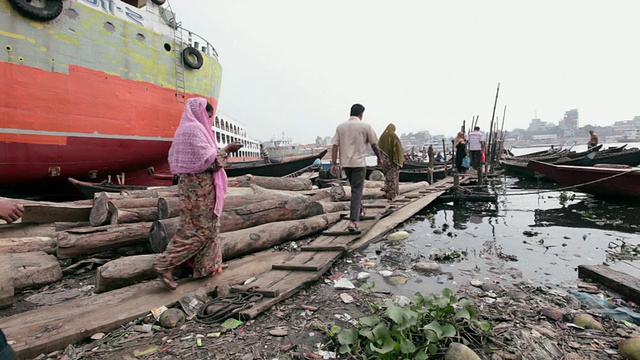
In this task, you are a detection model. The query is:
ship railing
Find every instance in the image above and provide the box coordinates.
[159,2,219,59]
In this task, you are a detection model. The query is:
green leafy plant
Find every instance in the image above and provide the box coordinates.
[328,288,490,359]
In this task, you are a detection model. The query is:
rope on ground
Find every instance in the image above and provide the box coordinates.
[502,167,640,196]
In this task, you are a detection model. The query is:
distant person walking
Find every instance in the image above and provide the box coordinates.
[260,144,269,164]
[378,123,404,200]
[454,132,468,173]
[468,126,486,170]
[331,104,383,232]
[587,130,599,149]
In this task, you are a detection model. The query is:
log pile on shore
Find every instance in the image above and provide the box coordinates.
[0,174,363,309]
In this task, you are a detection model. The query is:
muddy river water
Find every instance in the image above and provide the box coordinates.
[352,173,640,297]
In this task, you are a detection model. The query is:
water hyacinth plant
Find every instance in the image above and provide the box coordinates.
[328,288,491,359]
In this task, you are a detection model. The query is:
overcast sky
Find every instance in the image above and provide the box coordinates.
[171,1,640,144]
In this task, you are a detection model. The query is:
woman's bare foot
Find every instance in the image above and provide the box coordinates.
[157,270,178,290]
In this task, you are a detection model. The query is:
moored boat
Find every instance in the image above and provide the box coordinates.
[224,150,328,178]
[527,160,640,200]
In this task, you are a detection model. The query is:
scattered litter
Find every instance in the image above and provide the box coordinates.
[221,318,243,330]
[333,278,355,289]
[387,231,410,241]
[340,293,354,304]
[316,350,337,359]
[379,270,393,277]
[90,333,105,340]
[207,332,221,338]
[150,306,168,320]
[328,272,344,281]
[269,327,288,337]
[470,279,484,287]
[243,277,256,285]
[356,272,370,280]
[133,345,159,358]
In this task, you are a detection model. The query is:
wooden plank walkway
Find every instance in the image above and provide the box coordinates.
[578,264,640,304]
[0,176,467,358]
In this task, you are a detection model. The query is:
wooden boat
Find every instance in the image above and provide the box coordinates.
[527,161,640,200]
[224,150,327,177]
[365,165,449,183]
[555,148,640,167]
[68,178,147,199]
[511,147,565,159]
[501,145,602,178]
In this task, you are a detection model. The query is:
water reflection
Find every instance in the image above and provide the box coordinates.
[356,174,640,298]
[533,198,640,233]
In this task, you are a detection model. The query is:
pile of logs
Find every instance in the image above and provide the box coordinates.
[0,175,422,309]
[0,175,354,308]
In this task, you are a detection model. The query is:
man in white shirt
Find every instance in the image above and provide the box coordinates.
[467,126,485,170]
[330,104,383,232]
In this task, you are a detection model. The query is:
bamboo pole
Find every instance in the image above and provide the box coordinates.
[487,83,500,170]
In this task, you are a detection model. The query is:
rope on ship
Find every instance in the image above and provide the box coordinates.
[502,167,640,196]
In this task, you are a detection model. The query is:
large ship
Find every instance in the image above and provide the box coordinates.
[0,0,254,198]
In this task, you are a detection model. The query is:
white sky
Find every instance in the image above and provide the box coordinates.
[171,1,640,144]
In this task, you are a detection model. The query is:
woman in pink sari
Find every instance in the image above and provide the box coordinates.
[154,98,238,290]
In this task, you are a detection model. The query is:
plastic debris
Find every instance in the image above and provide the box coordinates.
[221,318,243,329]
[340,293,355,304]
[333,278,355,289]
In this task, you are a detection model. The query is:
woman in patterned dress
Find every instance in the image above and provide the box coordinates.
[154,98,239,290]
[378,123,404,200]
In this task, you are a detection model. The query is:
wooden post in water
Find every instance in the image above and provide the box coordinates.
[428,145,434,184]
[454,174,460,186]
[487,83,500,170]
[477,164,484,186]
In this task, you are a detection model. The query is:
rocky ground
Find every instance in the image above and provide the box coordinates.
[22,250,640,360]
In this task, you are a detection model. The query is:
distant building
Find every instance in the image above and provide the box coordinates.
[559,109,579,137]
[613,120,636,135]
[527,118,551,132]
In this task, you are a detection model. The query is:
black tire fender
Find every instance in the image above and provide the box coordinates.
[8,0,64,21]
[151,0,166,5]
[182,46,204,70]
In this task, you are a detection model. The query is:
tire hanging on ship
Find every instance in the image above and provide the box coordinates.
[182,46,204,70]
[151,0,166,5]
[8,0,64,22]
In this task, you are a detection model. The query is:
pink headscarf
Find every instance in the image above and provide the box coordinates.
[168,98,227,216]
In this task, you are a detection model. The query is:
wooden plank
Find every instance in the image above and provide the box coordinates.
[362,204,387,209]
[322,230,361,236]
[22,204,92,224]
[240,252,340,319]
[0,251,292,359]
[0,255,14,309]
[349,185,449,251]
[300,245,347,252]
[272,264,320,271]
[392,198,411,203]
[229,286,279,298]
[578,265,640,303]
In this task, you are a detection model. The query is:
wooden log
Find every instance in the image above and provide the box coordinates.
[0,237,56,254]
[578,264,640,304]
[317,201,350,214]
[227,175,312,191]
[0,256,14,309]
[109,206,158,225]
[56,222,153,259]
[90,194,160,226]
[0,223,56,239]
[330,182,429,201]
[96,213,340,292]
[21,203,92,224]
[119,186,178,198]
[89,192,111,226]
[10,252,62,290]
[55,222,91,231]
[157,197,181,220]
[150,197,325,253]
[156,186,307,219]
[96,254,159,293]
